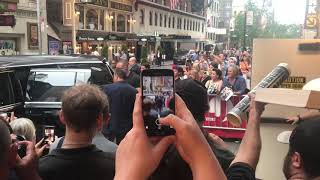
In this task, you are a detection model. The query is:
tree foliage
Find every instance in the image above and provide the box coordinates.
[232,0,301,49]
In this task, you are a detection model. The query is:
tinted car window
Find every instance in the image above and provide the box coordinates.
[9,72,23,103]
[27,69,91,102]
[0,72,14,106]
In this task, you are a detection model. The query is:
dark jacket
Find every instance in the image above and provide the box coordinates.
[127,71,140,88]
[102,81,137,137]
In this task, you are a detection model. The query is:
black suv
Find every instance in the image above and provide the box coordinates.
[0,56,113,138]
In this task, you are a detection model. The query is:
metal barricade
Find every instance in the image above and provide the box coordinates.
[203,95,247,139]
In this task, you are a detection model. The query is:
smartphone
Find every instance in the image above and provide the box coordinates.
[141,69,175,136]
[43,125,55,144]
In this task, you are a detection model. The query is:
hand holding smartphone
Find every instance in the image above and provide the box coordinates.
[141,69,175,136]
[43,125,55,145]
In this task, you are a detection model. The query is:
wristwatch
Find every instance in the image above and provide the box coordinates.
[296,114,303,124]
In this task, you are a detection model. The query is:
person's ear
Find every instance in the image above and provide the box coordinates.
[8,143,18,168]
[59,110,66,125]
[292,152,303,169]
[96,114,104,131]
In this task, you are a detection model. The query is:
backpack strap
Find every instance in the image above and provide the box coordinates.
[57,136,65,149]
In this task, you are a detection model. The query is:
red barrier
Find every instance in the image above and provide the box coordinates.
[203,95,247,139]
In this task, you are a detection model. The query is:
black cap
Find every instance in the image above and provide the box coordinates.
[290,119,320,163]
[173,79,209,122]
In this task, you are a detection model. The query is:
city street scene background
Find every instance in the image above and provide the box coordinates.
[1,0,320,179]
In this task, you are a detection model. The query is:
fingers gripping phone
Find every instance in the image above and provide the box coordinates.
[141,69,176,136]
[43,125,55,144]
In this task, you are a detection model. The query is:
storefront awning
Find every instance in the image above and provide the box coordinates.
[77,30,137,41]
[47,25,61,41]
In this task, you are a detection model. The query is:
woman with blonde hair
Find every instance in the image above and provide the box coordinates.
[10,118,47,157]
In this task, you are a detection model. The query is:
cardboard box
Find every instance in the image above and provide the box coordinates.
[255,88,320,109]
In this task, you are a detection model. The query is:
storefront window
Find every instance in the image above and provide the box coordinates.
[86,9,98,30]
[79,6,84,29]
[117,14,125,32]
[100,10,105,30]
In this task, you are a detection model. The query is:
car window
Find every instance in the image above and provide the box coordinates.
[27,70,91,102]
[9,72,23,104]
[0,72,14,106]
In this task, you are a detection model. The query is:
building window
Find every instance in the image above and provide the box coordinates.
[112,12,116,31]
[168,16,171,28]
[187,20,189,30]
[79,6,84,29]
[183,19,186,30]
[99,10,105,30]
[65,3,71,19]
[172,16,175,28]
[154,13,158,26]
[202,23,204,32]
[86,9,98,30]
[127,15,130,32]
[140,9,144,25]
[160,14,162,27]
[149,11,153,25]
[164,15,167,27]
[117,14,125,32]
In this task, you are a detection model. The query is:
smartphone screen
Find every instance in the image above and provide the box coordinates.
[44,126,55,143]
[142,69,175,136]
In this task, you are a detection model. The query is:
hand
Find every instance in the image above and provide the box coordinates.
[286,116,300,125]
[35,138,47,158]
[15,141,41,180]
[160,95,213,165]
[160,95,226,180]
[248,93,265,119]
[208,133,229,150]
[114,94,175,180]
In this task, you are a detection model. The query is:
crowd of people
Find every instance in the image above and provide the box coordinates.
[173,49,252,97]
[1,50,320,180]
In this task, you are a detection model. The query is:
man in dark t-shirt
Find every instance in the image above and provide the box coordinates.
[38,85,115,180]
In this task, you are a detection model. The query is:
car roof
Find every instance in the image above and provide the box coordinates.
[0,55,103,69]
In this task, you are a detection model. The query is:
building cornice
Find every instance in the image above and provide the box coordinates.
[138,0,205,20]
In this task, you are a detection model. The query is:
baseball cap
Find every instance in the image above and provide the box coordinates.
[172,79,209,122]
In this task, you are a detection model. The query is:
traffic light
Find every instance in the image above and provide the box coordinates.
[0,15,16,27]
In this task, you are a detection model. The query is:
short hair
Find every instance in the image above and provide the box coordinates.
[10,118,36,142]
[129,57,137,63]
[228,64,239,76]
[116,60,128,70]
[114,68,127,80]
[61,85,109,133]
[0,120,11,165]
[173,79,209,122]
[212,68,222,80]
[289,119,320,178]
[141,62,150,70]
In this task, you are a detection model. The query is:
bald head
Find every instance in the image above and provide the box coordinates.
[128,57,137,66]
[0,120,11,165]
